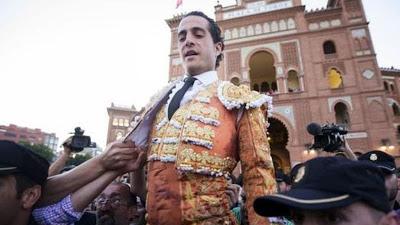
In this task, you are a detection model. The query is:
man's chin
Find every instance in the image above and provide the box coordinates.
[185,67,207,76]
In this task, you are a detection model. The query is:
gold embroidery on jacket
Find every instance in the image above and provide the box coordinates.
[182,121,215,149]
[195,88,213,103]
[188,102,220,126]
[217,81,272,111]
[177,148,237,176]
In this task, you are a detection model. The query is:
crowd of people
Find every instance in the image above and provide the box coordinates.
[2,139,400,225]
[1,10,400,225]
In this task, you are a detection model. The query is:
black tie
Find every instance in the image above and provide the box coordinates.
[168,76,196,120]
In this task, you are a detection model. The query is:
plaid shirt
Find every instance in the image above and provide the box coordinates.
[33,195,82,225]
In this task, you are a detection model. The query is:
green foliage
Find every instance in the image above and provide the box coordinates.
[19,141,55,163]
[67,153,92,166]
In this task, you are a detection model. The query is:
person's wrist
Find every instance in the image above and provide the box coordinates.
[107,169,121,178]
[60,151,71,159]
[94,155,108,173]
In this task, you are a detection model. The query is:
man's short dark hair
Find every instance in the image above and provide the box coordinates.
[183,11,225,68]
[0,174,37,199]
[14,174,37,198]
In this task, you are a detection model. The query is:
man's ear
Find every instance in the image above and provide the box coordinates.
[378,211,400,225]
[215,42,223,56]
[20,185,42,210]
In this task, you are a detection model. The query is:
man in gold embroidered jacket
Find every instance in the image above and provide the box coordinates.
[127,11,276,225]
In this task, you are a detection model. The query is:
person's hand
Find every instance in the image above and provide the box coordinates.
[342,137,357,160]
[344,137,351,151]
[119,146,147,173]
[226,183,241,209]
[63,145,72,156]
[61,137,73,156]
[99,140,143,172]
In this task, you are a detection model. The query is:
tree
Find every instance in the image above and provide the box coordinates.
[19,141,55,163]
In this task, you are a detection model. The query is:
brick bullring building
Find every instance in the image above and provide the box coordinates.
[165,0,399,172]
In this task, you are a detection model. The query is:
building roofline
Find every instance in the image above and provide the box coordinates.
[166,14,185,28]
[304,6,341,17]
[381,67,400,73]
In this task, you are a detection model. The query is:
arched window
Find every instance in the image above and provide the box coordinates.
[287,70,300,92]
[124,119,129,127]
[287,18,296,29]
[279,20,287,30]
[224,30,231,40]
[247,25,254,36]
[397,125,400,143]
[384,81,389,92]
[253,83,259,91]
[271,21,278,32]
[239,27,246,37]
[263,23,270,33]
[392,104,400,116]
[249,51,277,94]
[271,81,278,92]
[390,84,395,93]
[118,119,124,127]
[232,28,238,39]
[335,102,351,127]
[323,41,336,54]
[328,68,343,89]
[255,24,262,34]
[112,118,118,126]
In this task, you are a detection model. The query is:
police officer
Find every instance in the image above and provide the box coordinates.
[253,157,400,225]
[359,150,399,210]
[0,140,49,225]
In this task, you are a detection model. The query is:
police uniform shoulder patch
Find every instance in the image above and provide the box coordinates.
[217,81,273,111]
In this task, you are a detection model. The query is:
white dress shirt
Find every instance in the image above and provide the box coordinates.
[166,71,218,119]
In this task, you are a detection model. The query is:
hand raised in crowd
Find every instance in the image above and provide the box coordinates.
[99,140,146,173]
[122,147,147,173]
[342,137,357,160]
[48,138,74,176]
[40,140,146,207]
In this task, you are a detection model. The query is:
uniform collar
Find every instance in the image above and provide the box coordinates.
[185,70,218,86]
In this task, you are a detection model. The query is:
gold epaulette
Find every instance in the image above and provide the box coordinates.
[217,81,273,111]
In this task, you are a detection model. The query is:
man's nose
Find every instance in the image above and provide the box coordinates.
[184,35,195,47]
[98,202,112,211]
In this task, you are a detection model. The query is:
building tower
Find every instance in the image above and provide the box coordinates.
[106,103,139,144]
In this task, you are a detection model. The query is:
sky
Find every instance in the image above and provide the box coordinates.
[0,0,399,152]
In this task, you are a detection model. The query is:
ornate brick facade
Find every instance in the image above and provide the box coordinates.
[166,0,399,170]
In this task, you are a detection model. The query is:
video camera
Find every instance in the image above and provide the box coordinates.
[306,122,348,152]
[63,127,96,152]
